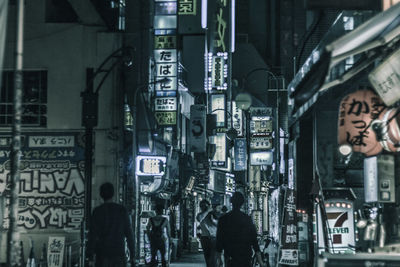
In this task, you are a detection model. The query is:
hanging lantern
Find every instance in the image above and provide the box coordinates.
[338,89,386,157]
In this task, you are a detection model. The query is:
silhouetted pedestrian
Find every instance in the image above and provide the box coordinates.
[196,199,218,267]
[216,192,266,267]
[147,204,170,267]
[87,182,135,267]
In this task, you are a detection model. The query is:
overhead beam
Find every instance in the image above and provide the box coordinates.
[67,0,105,26]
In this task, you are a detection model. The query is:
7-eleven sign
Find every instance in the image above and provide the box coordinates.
[314,200,355,254]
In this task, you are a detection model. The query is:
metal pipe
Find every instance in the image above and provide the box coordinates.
[7,1,24,265]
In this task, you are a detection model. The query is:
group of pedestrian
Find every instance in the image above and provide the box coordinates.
[197,192,266,267]
[86,182,171,267]
[86,183,266,267]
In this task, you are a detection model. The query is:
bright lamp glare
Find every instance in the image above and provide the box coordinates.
[338,144,352,156]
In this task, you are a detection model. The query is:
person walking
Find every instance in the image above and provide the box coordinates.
[196,199,218,267]
[216,192,266,267]
[87,182,135,267]
[147,204,171,267]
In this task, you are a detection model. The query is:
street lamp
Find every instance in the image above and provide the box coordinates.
[80,46,134,267]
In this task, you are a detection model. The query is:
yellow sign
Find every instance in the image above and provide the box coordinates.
[154,35,177,49]
[155,111,177,125]
[178,0,196,15]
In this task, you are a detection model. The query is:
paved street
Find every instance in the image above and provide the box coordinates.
[170,253,206,267]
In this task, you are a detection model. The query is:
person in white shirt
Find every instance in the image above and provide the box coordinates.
[196,200,218,267]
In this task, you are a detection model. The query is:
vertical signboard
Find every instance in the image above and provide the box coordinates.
[369,49,400,106]
[178,0,196,15]
[232,101,243,136]
[210,133,227,167]
[153,0,178,126]
[252,210,263,235]
[316,199,355,254]
[233,138,247,171]
[48,236,65,267]
[189,105,206,152]
[364,156,378,202]
[279,188,298,266]
[210,94,226,127]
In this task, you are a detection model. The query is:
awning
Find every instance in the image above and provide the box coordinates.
[289,3,400,120]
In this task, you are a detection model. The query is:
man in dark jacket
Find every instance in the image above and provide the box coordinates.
[87,182,135,267]
[216,192,265,267]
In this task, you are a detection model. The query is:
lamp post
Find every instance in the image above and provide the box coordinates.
[241,68,281,185]
[80,46,134,267]
[7,1,24,266]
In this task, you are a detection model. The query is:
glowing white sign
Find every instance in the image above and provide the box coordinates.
[136,156,167,176]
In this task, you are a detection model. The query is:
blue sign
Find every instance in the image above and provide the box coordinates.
[234,138,247,171]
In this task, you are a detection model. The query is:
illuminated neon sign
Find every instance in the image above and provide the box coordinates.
[136,155,167,176]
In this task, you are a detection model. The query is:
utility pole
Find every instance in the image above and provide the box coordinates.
[80,68,98,267]
[7,0,24,266]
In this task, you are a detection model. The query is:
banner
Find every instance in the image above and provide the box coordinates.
[279,188,298,266]
[233,138,247,171]
[47,236,65,267]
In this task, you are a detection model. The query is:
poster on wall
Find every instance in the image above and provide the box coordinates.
[279,188,299,266]
[0,132,85,232]
[233,138,247,171]
[47,236,65,267]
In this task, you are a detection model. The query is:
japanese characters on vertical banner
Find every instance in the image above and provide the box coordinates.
[47,236,65,267]
[279,188,299,266]
[154,0,178,126]
[0,132,85,231]
[206,0,231,92]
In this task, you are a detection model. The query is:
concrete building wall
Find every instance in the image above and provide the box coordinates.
[0,1,123,263]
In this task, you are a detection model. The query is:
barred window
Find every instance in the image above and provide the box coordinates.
[0,70,47,127]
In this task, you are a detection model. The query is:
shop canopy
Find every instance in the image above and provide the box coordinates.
[289,3,400,121]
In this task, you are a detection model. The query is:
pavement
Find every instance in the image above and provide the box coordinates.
[170,252,206,267]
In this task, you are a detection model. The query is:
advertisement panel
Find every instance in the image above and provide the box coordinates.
[211,56,227,89]
[315,199,355,254]
[250,151,273,165]
[0,132,85,232]
[233,138,247,171]
[249,137,273,150]
[210,133,226,168]
[155,111,177,125]
[178,0,196,15]
[189,105,206,153]
[154,97,177,111]
[136,156,167,176]
[210,94,226,127]
[279,188,298,266]
[48,236,65,267]
[232,101,243,136]
[369,48,400,106]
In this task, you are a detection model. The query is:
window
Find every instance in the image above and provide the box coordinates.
[0,70,47,127]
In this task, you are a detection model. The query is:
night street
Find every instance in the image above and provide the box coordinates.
[1,0,400,267]
[170,253,205,267]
